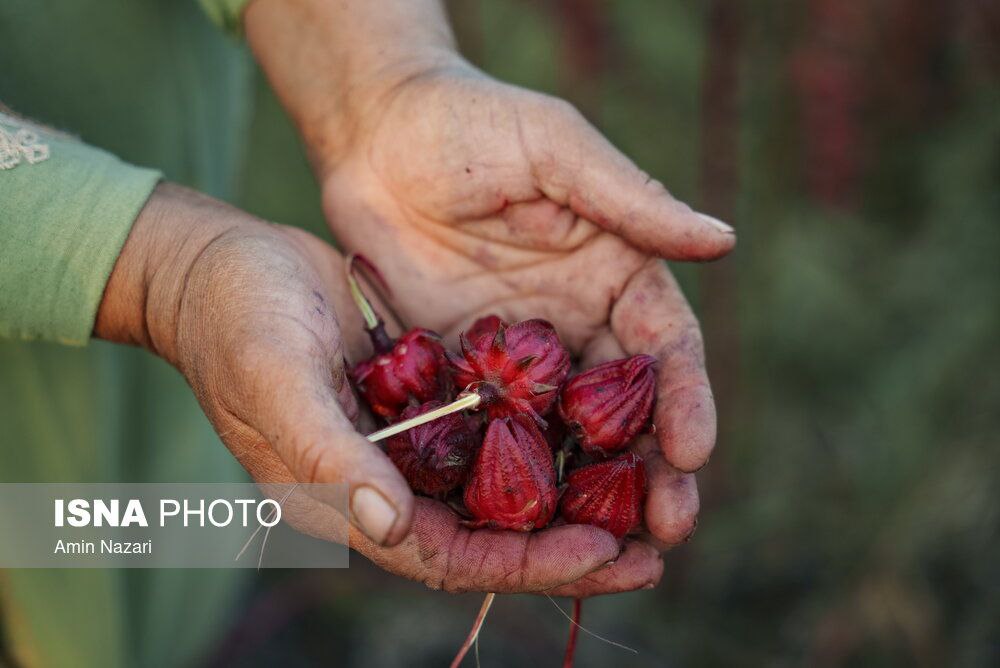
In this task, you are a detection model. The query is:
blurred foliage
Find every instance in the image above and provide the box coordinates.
[222,0,1000,666]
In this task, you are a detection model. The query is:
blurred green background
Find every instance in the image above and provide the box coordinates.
[168,0,1000,666]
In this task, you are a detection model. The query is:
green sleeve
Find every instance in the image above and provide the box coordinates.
[198,0,254,35]
[0,112,161,346]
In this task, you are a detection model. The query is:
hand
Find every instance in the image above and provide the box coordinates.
[318,64,731,596]
[245,0,734,596]
[95,182,624,593]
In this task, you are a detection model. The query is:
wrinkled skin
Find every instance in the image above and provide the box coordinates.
[97,184,631,595]
[317,62,734,596]
[236,0,737,597]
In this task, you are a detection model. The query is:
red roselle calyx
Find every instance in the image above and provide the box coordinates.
[464,415,558,531]
[558,354,657,455]
[449,316,570,425]
[353,328,450,419]
[346,256,450,418]
[386,401,479,496]
[559,452,647,539]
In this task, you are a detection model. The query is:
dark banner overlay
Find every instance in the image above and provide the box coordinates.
[0,483,349,568]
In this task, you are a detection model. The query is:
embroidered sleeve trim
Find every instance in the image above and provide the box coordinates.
[0,114,52,170]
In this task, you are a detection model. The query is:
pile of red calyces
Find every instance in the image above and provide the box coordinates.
[347,258,654,539]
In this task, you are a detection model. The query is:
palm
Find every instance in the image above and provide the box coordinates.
[323,68,652,355]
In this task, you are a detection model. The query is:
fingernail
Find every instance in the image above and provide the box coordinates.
[683,518,700,543]
[697,213,734,234]
[351,486,398,545]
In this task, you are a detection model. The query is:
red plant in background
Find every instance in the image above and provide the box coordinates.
[463,415,558,531]
[791,0,870,208]
[449,317,570,425]
[560,452,647,539]
[558,355,657,456]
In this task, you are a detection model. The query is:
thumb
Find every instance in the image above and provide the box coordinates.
[531,99,736,260]
[243,343,415,548]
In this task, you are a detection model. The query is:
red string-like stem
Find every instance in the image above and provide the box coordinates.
[562,598,582,668]
[450,592,496,668]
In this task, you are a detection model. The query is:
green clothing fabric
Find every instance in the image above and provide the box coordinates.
[198,0,254,35]
[0,114,161,345]
[0,1,262,666]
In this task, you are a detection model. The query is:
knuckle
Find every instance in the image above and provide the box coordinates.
[420,527,463,593]
[422,551,454,593]
[637,168,667,193]
[290,437,331,484]
[229,338,274,383]
[659,324,706,363]
[549,96,583,123]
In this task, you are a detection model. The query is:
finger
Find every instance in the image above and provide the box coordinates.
[543,539,664,598]
[227,445,621,593]
[580,334,702,544]
[527,98,735,261]
[230,333,415,548]
[354,498,621,594]
[611,259,717,472]
[632,436,700,545]
[579,327,627,367]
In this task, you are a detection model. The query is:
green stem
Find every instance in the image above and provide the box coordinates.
[345,254,395,353]
[346,266,380,331]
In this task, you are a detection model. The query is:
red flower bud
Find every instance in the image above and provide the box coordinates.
[449,317,570,424]
[559,452,647,539]
[386,401,479,496]
[558,355,657,455]
[352,328,450,419]
[464,415,558,531]
[463,314,505,344]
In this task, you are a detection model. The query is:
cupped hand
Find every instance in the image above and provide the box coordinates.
[96,183,630,594]
[318,62,735,595]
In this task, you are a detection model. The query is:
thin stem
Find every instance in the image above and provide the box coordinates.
[345,254,396,353]
[346,268,380,331]
[450,592,496,668]
[234,483,299,564]
[562,598,582,668]
[544,594,637,655]
[367,392,482,442]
